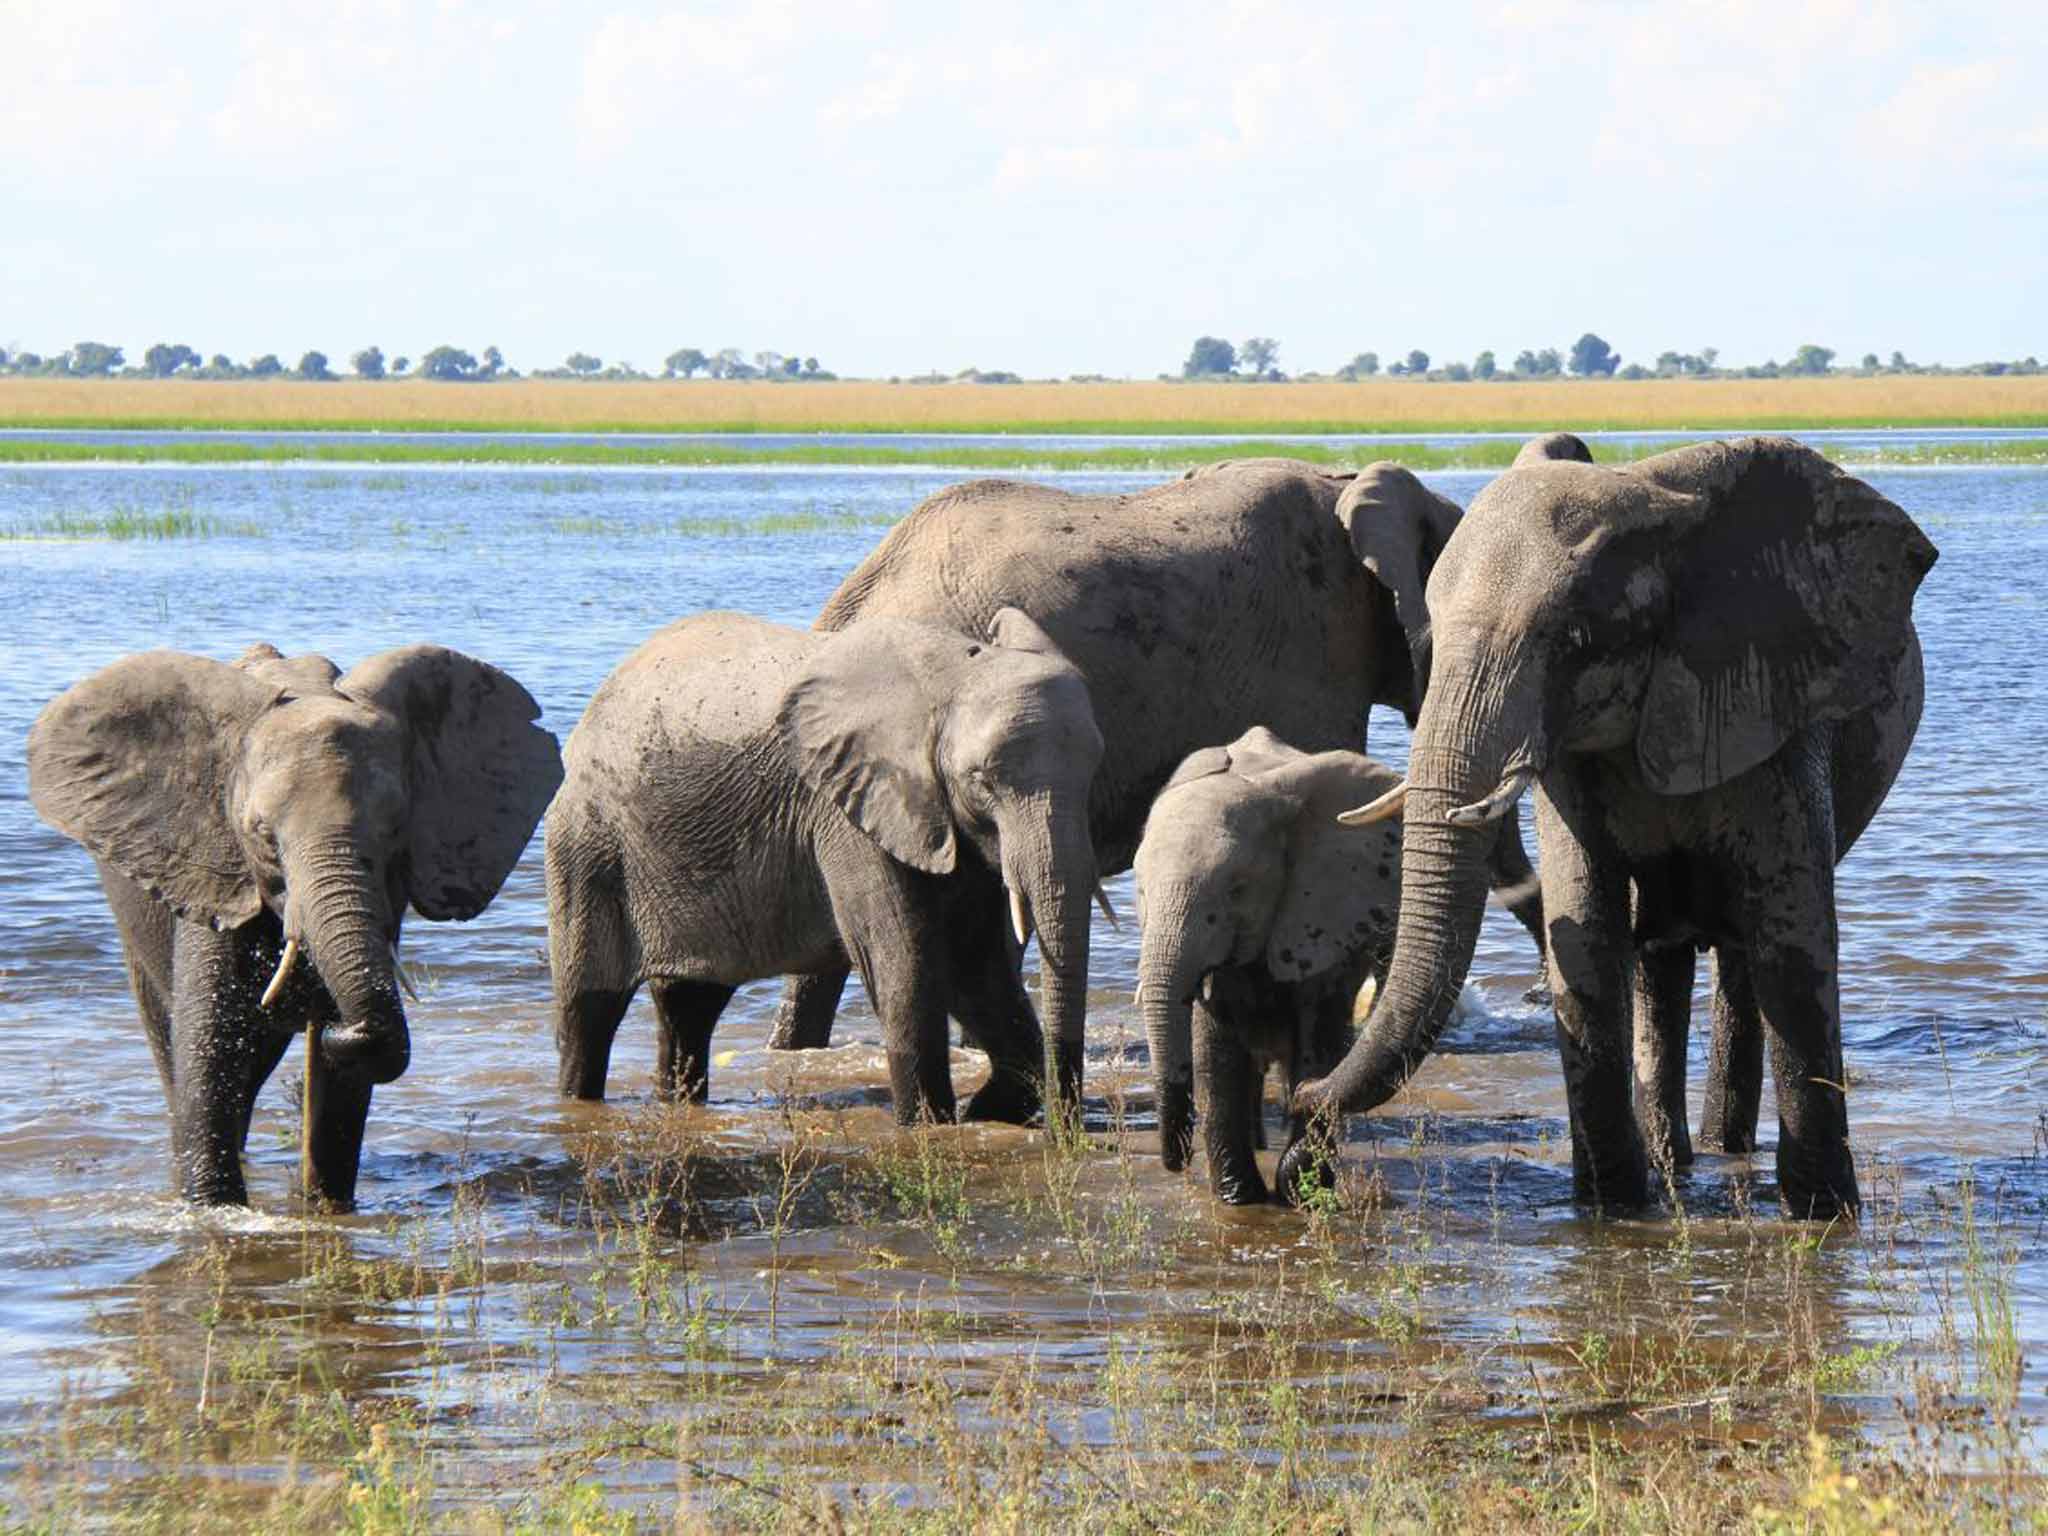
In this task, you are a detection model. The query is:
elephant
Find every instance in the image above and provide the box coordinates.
[768,460,1550,1098]
[26,642,563,1207]
[1133,728,1403,1204]
[545,608,1103,1125]
[1290,437,1935,1220]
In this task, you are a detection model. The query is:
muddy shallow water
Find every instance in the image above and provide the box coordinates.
[0,445,2043,1513]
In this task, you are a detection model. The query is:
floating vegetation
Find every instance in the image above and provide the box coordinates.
[1,498,266,541]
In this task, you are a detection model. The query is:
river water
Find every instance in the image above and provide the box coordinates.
[0,440,2042,1506]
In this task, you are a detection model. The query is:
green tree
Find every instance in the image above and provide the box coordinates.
[68,341,124,376]
[1443,361,1470,381]
[480,345,505,378]
[352,346,386,380]
[1568,332,1619,377]
[247,353,284,377]
[1337,351,1378,379]
[142,343,199,377]
[1239,336,1279,376]
[418,346,478,380]
[1403,349,1430,376]
[297,350,334,381]
[1472,350,1496,380]
[1888,350,1911,371]
[564,352,601,375]
[664,347,707,378]
[1787,344,1835,376]
[391,356,410,375]
[1182,336,1237,377]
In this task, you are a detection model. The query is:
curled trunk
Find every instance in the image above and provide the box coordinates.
[287,836,410,1083]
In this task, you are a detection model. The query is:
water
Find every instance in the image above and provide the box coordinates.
[0,449,2043,1508]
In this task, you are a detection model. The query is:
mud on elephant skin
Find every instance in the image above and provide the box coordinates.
[546,607,1103,1126]
[1290,437,1935,1221]
[770,458,1548,1065]
[1134,728,1402,1205]
[27,642,563,1207]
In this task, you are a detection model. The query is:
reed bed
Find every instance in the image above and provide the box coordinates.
[5,375,2048,434]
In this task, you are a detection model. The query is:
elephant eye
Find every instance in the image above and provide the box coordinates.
[1565,623,1592,650]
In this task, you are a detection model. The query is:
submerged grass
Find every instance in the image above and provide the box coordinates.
[3,1078,2040,1532]
[0,496,267,540]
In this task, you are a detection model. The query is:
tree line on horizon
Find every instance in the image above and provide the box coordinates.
[1181,334,2045,382]
[0,342,839,383]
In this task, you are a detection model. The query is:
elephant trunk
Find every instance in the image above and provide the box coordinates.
[1006,802,1094,1116]
[1298,654,1536,1119]
[285,835,410,1084]
[1136,891,1206,1170]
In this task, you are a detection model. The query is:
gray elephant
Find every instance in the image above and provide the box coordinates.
[546,608,1102,1124]
[1133,728,1402,1204]
[769,461,1549,1094]
[26,642,563,1207]
[1291,438,1934,1220]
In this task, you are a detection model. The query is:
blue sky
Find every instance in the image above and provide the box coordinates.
[3,0,2042,377]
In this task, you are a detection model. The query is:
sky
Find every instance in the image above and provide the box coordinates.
[2,0,2044,379]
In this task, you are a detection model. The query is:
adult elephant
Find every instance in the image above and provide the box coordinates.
[27,643,562,1207]
[768,461,1549,1081]
[1292,438,1935,1219]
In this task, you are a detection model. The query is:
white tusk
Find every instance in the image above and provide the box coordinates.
[1337,780,1408,826]
[1009,885,1032,946]
[1093,881,1120,930]
[260,936,299,1009]
[1133,981,1146,1009]
[392,941,420,1002]
[1200,973,1214,1003]
[1447,768,1536,827]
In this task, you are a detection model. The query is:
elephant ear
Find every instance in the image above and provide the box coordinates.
[234,641,342,697]
[1253,753,1405,982]
[339,645,564,920]
[1635,438,1937,795]
[778,620,959,875]
[986,606,1071,664]
[26,652,282,929]
[1512,431,1594,468]
[1160,744,1234,793]
[1336,462,1463,719]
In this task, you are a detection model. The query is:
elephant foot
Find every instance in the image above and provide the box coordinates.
[1273,1131,1334,1209]
[1210,1163,1271,1205]
[319,1017,410,1085]
[962,1065,1041,1125]
[1777,1152,1860,1223]
[1570,1163,1654,1217]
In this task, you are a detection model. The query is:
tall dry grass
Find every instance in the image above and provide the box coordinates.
[4,374,2047,430]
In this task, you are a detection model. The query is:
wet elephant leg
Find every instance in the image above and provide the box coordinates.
[768,969,847,1051]
[555,987,636,1101]
[946,895,1044,1125]
[838,876,956,1125]
[303,1046,375,1210]
[1194,1001,1266,1204]
[1535,777,1649,1213]
[650,979,735,1103]
[1699,947,1763,1154]
[1632,941,1697,1177]
[167,924,271,1205]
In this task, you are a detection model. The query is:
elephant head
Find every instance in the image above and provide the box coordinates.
[1292,437,1936,1141]
[28,642,563,1082]
[1133,728,1402,1169]
[779,608,1105,1100]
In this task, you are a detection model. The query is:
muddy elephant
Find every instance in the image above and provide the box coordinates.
[1291,437,1935,1220]
[770,461,1548,1092]
[546,609,1102,1124]
[26,643,563,1207]
[1133,728,1402,1204]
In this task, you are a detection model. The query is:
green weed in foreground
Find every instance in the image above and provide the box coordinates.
[0,499,267,540]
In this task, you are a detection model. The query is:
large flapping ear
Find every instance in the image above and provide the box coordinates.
[27,652,283,928]
[1251,752,1405,981]
[1634,437,1937,794]
[1335,462,1463,718]
[778,621,960,875]
[339,645,564,919]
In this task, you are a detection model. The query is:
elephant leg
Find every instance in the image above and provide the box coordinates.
[1699,946,1763,1154]
[768,968,847,1051]
[99,863,178,1102]
[1739,786,1857,1220]
[555,987,636,1101]
[947,897,1045,1125]
[167,925,272,1205]
[1486,807,1549,974]
[1194,1002,1267,1204]
[1534,781,1649,1213]
[650,979,734,1103]
[839,878,955,1125]
[1632,942,1697,1178]
[303,1044,375,1210]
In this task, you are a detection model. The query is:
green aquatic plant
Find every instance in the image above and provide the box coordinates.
[0,498,267,540]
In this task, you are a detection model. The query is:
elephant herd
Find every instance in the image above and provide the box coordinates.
[25,434,1937,1223]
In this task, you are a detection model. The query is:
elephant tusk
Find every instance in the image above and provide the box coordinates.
[1447,768,1536,827]
[1338,780,1408,826]
[1132,981,1146,1009]
[1093,881,1120,930]
[1200,973,1214,1004]
[392,941,420,1003]
[260,936,299,1009]
[1008,885,1032,947]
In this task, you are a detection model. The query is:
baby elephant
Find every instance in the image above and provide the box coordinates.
[1134,728,1403,1205]
[547,608,1103,1125]
[28,642,563,1207]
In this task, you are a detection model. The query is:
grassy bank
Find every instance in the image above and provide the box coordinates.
[4,374,2048,435]
[5,433,2048,474]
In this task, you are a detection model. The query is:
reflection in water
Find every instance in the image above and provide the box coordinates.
[0,453,2043,1511]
